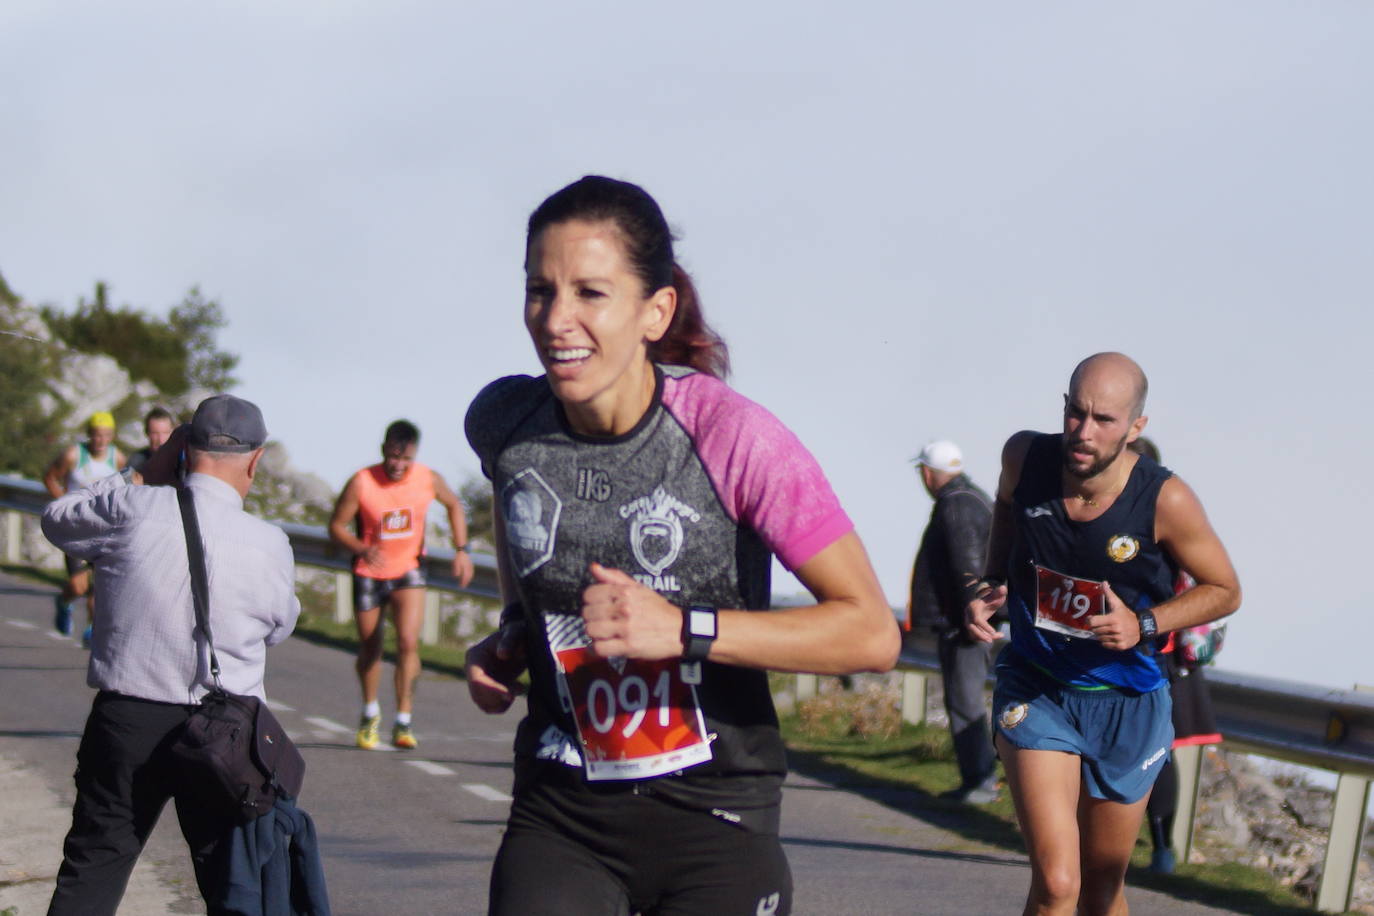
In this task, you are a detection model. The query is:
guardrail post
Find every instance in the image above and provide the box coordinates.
[421,590,441,645]
[1170,743,1205,865]
[901,671,928,725]
[795,673,819,703]
[4,510,21,565]
[334,572,352,624]
[1316,681,1374,913]
[1316,771,1371,913]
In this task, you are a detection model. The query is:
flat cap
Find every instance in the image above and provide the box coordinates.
[188,394,268,453]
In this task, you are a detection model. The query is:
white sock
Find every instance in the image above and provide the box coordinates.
[363,700,381,719]
[396,711,412,727]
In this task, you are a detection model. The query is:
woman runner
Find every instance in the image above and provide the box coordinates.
[464,175,900,916]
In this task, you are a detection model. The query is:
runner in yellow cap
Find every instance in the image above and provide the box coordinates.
[44,412,126,644]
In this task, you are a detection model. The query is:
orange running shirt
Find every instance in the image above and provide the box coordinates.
[352,463,436,579]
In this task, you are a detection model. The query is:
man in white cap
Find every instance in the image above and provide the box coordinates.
[908,439,999,804]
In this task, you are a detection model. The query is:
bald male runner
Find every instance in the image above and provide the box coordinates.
[965,353,1240,916]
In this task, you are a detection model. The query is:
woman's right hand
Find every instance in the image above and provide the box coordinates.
[465,621,527,714]
[965,582,1008,644]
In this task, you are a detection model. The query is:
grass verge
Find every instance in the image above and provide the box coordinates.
[0,563,66,588]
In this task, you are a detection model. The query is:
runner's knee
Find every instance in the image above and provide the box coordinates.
[1032,862,1080,907]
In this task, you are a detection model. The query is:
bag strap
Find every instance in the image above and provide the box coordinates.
[176,486,225,692]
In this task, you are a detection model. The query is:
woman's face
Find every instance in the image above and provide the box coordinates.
[524,220,675,436]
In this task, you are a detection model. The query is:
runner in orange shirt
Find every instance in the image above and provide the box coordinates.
[329,420,475,749]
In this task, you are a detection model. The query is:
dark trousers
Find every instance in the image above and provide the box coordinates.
[48,692,230,916]
[936,630,998,790]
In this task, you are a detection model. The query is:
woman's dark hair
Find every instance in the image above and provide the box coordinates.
[526,175,730,379]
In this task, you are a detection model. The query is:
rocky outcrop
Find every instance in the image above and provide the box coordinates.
[1192,748,1374,912]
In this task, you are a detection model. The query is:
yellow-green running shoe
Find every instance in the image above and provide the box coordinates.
[356,714,381,750]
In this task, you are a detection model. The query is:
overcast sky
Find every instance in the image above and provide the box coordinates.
[3,0,1371,691]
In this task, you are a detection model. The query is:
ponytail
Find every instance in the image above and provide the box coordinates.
[649,264,730,379]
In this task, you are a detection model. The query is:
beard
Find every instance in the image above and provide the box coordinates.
[1062,433,1128,480]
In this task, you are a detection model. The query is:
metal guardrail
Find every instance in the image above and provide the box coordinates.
[2,473,1369,911]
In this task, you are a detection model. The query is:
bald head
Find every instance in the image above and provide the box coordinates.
[1069,352,1148,420]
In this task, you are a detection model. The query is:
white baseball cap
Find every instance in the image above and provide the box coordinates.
[912,440,964,474]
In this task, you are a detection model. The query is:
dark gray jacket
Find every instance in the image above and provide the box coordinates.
[909,474,992,632]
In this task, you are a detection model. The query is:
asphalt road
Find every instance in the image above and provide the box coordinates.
[0,569,1244,915]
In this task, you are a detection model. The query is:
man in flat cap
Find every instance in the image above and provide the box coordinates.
[42,394,301,916]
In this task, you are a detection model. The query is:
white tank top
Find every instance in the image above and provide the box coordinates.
[66,442,118,491]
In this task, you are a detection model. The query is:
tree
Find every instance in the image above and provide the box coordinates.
[459,476,494,549]
[0,277,62,476]
[170,287,238,392]
[41,282,238,396]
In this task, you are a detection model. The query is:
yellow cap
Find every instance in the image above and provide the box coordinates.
[88,411,116,430]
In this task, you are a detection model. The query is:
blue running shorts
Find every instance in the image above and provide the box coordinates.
[992,654,1173,803]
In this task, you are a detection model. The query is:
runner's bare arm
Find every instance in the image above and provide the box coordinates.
[432,471,474,587]
[327,476,377,565]
[115,448,126,471]
[1149,476,1241,632]
[43,447,77,499]
[581,530,899,675]
[465,508,527,713]
[965,431,1035,642]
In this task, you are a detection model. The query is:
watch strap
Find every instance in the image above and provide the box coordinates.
[681,605,717,662]
[1137,608,1159,641]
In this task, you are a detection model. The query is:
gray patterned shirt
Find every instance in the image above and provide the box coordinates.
[41,471,299,703]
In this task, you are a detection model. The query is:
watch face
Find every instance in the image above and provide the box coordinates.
[689,608,716,638]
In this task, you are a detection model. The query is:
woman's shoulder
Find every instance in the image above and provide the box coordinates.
[465,375,552,460]
[659,367,780,439]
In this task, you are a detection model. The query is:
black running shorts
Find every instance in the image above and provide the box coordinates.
[352,568,427,613]
[488,779,791,916]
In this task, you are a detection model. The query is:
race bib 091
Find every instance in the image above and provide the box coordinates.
[545,614,712,781]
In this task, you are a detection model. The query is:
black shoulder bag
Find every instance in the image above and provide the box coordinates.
[169,485,305,822]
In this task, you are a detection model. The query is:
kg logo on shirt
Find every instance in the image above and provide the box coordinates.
[617,486,701,592]
[501,468,562,575]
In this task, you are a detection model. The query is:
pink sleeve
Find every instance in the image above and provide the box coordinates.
[662,373,853,571]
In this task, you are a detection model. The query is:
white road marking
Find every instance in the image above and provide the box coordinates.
[462,783,513,802]
[7,619,37,630]
[304,716,352,734]
[266,700,295,712]
[407,760,455,777]
[47,632,71,641]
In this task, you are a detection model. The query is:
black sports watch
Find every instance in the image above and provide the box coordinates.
[682,606,718,662]
[1137,608,1159,642]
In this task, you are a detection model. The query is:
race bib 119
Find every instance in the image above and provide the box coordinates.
[1033,564,1105,639]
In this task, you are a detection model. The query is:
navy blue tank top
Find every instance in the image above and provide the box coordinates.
[1005,434,1174,691]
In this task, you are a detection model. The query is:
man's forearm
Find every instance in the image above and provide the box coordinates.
[447,507,469,549]
[1153,583,1240,633]
[40,473,126,553]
